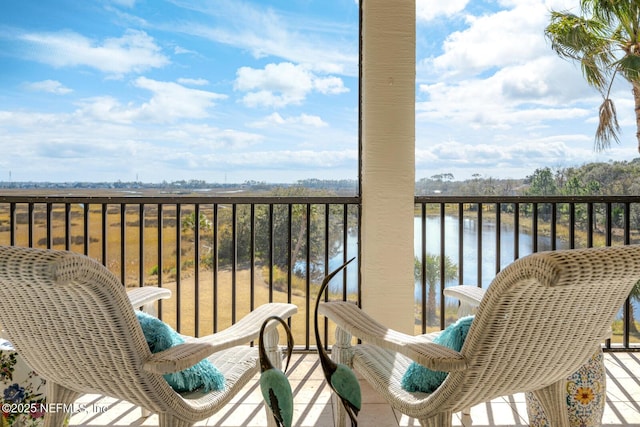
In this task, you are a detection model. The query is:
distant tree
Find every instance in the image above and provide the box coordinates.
[181,212,212,234]
[414,254,458,326]
[545,1,640,152]
[526,167,558,196]
[630,280,640,333]
[254,187,348,280]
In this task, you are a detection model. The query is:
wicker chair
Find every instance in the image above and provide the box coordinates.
[319,245,640,427]
[0,245,297,427]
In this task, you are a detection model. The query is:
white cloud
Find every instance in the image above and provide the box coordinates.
[414,0,620,157]
[250,112,328,128]
[314,76,348,95]
[416,0,469,21]
[24,80,73,95]
[417,59,593,132]
[427,2,550,77]
[210,149,357,169]
[16,29,169,76]
[414,135,635,180]
[174,46,197,55]
[164,1,358,76]
[167,124,264,149]
[0,106,271,182]
[177,78,209,86]
[235,62,348,108]
[132,77,227,121]
[72,78,226,123]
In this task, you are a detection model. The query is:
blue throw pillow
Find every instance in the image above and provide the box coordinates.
[401,315,474,393]
[135,310,225,393]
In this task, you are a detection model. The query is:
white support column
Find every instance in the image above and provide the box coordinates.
[360,0,416,334]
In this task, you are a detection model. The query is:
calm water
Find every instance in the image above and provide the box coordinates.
[324,215,637,316]
[325,215,569,294]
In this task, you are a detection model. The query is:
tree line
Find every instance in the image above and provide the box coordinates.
[416,158,640,197]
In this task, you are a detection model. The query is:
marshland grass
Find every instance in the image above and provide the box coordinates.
[1,195,637,346]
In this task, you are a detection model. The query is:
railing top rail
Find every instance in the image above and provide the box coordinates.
[0,195,362,205]
[3,194,640,205]
[415,195,640,203]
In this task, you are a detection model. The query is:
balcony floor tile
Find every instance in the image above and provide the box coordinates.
[68,352,640,426]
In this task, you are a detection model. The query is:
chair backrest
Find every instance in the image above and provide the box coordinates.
[437,245,640,411]
[0,245,180,412]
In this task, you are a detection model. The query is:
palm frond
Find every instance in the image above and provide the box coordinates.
[615,54,640,81]
[546,11,615,91]
[595,97,621,151]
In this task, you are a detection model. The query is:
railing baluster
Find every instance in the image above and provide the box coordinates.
[213,203,218,332]
[269,204,274,302]
[101,204,107,266]
[624,202,631,348]
[157,203,164,319]
[194,204,200,336]
[287,204,293,304]
[477,203,482,288]
[232,203,237,324]
[139,204,144,288]
[9,202,16,246]
[120,203,126,285]
[532,202,538,253]
[514,202,520,260]
[176,203,181,333]
[250,203,256,313]
[439,203,446,328]
[569,202,575,249]
[495,203,501,275]
[83,203,90,256]
[28,202,34,248]
[305,204,311,350]
[587,202,594,248]
[46,202,52,249]
[458,203,464,286]
[343,203,349,301]
[551,203,557,251]
[0,194,636,351]
[65,203,71,251]
[421,202,427,334]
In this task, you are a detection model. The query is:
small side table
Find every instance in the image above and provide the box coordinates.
[1,338,47,427]
[526,349,606,427]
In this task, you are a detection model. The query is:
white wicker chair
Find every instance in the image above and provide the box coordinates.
[0,245,297,427]
[319,245,640,427]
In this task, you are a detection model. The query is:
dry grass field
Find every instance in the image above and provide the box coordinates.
[0,193,345,347]
[1,189,637,347]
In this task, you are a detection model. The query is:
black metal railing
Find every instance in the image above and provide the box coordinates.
[0,194,638,351]
[415,195,640,351]
[0,195,360,351]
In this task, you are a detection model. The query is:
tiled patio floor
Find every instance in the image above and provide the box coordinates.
[69,352,640,426]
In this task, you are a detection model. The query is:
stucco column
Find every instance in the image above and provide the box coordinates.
[360,0,415,334]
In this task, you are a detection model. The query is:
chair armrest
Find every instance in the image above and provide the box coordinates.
[319,301,466,372]
[127,287,172,309]
[144,342,219,374]
[143,302,297,375]
[443,285,485,307]
[444,285,485,316]
[196,302,297,350]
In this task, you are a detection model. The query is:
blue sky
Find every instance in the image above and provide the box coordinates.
[0,0,638,184]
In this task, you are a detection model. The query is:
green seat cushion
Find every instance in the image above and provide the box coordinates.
[135,310,225,393]
[401,315,474,393]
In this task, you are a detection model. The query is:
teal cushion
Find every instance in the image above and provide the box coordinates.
[401,315,474,393]
[135,310,225,393]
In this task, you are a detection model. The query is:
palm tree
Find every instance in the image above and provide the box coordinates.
[630,280,640,334]
[414,254,458,326]
[545,1,640,152]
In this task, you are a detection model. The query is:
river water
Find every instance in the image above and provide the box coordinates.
[323,215,637,316]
